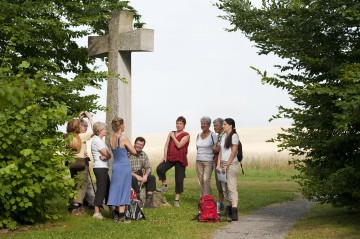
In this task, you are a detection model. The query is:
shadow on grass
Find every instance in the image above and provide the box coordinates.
[287,204,360,239]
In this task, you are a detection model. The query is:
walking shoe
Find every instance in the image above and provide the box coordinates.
[92,212,104,219]
[144,195,157,208]
[113,211,119,222]
[174,200,180,208]
[156,184,169,192]
[117,216,131,223]
[71,207,85,216]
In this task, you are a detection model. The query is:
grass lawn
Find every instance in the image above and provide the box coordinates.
[286,204,360,239]
[0,167,299,239]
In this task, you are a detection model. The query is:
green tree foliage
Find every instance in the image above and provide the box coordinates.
[0,0,141,229]
[216,0,360,208]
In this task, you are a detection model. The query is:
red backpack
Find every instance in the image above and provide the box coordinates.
[196,194,219,222]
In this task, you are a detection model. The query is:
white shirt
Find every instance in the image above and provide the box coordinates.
[91,135,109,168]
[75,132,92,158]
[196,132,217,161]
[220,133,239,162]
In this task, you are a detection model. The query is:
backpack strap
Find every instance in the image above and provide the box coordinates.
[196,134,199,150]
[117,136,121,148]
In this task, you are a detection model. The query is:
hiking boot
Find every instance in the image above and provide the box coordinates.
[174,200,180,208]
[156,184,169,192]
[223,205,232,217]
[92,212,104,219]
[231,207,238,221]
[144,195,156,208]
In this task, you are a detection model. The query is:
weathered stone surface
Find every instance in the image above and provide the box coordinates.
[88,11,154,140]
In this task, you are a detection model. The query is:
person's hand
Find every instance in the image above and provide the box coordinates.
[170,131,175,138]
[79,111,85,120]
[212,145,219,153]
[222,165,228,174]
[216,166,221,173]
[85,111,93,119]
[142,174,148,183]
[136,175,142,181]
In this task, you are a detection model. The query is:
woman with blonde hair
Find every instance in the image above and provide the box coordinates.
[107,117,137,223]
[65,118,88,215]
[91,122,112,219]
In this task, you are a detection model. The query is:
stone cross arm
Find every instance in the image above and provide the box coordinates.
[88,28,154,58]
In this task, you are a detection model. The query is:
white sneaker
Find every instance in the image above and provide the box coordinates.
[174,200,180,207]
[93,212,104,219]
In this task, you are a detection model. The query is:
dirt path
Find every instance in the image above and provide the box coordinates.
[213,199,314,239]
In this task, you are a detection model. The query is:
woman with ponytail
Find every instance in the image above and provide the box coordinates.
[216,118,240,221]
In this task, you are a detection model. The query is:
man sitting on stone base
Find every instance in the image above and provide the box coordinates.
[129,137,157,208]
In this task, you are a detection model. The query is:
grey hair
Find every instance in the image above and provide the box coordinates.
[93,122,107,135]
[200,116,211,125]
[213,118,224,125]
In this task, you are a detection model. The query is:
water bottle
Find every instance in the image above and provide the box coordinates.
[216,201,220,215]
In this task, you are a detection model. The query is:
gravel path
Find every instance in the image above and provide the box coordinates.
[213,199,314,239]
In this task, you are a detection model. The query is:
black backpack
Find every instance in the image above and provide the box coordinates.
[125,200,145,220]
[235,135,244,174]
[237,141,243,162]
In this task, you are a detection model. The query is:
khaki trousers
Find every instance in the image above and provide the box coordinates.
[220,160,239,204]
[196,160,214,196]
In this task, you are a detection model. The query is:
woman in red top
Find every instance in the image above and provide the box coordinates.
[156,116,190,207]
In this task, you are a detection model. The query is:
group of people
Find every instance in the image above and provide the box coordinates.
[66,114,240,222]
[194,117,240,221]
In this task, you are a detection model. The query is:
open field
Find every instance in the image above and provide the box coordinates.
[138,126,293,169]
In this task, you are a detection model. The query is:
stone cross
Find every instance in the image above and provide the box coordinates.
[88,11,154,140]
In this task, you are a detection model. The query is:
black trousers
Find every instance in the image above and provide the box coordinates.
[156,160,185,194]
[131,170,156,195]
[93,168,110,206]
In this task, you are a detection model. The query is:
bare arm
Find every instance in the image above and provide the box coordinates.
[171,132,190,148]
[85,111,94,127]
[123,136,137,155]
[100,147,111,160]
[163,132,171,161]
[224,144,238,168]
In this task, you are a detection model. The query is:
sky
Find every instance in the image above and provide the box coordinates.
[84,0,294,135]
